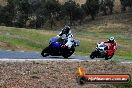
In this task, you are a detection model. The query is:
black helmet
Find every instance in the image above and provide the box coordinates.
[62,26,71,34]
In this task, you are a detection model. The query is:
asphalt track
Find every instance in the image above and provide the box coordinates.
[0,50,132,63]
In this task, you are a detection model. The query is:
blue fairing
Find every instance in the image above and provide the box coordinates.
[50,37,61,48]
[50,37,56,44]
[52,42,61,48]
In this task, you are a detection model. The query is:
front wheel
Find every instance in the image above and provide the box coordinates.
[41,47,49,57]
[41,52,49,57]
[90,52,96,59]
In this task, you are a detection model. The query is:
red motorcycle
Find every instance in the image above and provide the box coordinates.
[90,42,115,60]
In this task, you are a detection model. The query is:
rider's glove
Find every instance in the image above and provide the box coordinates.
[61,45,67,48]
[56,35,60,38]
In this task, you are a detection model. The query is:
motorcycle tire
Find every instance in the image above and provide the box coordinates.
[41,47,49,57]
[90,52,96,59]
[105,55,113,60]
[62,48,75,58]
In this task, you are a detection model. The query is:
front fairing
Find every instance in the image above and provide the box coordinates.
[96,43,107,54]
[51,42,61,48]
[73,39,80,47]
[49,37,62,44]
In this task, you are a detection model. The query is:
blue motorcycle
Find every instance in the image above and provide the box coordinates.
[41,36,80,58]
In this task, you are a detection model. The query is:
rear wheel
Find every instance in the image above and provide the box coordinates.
[62,48,75,58]
[105,55,113,60]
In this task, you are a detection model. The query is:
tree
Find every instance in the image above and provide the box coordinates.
[75,6,85,18]
[99,0,115,15]
[35,7,49,28]
[12,0,32,27]
[62,0,84,25]
[0,1,15,26]
[82,0,99,20]
[120,0,132,12]
[42,0,61,28]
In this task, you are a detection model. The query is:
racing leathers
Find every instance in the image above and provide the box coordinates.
[57,30,74,49]
[104,40,117,56]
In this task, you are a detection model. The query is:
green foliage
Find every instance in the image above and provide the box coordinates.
[14,0,31,27]
[44,0,61,14]
[0,0,131,28]
[0,0,86,27]
[18,0,31,14]
[0,4,14,26]
[75,6,85,21]
[63,0,85,25]
[120,0,132,12]
[82,0,99,20]
[43,0,62,28]
[100,0,115,15]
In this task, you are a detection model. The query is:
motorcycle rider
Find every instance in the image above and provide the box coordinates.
[104,36,117,56]
[57,26,74,49]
